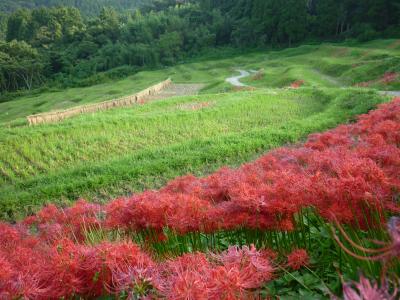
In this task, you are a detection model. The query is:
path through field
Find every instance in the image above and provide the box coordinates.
[379,91,400,97]
[225,69,251,87]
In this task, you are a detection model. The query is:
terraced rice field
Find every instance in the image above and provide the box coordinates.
[0,87,387,220]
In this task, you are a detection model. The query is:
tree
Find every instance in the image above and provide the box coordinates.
[0,13,7,40]
[277,0,308,46]
[0,40,46,92]
[158,31,183,64]
[6,9,31,41]
[1,0,399,94]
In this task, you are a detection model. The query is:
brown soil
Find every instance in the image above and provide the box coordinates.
[332,48,350,57]
[146,84,205,101]
[251,69,265,81]
[232,86,256,92]
[388,40,400,49]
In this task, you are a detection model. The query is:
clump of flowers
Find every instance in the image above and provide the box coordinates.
[290,80,305,88]
[0,239,274,299]
[355,72,398,87]
[381,72,398,84]
[287,249,309,270]
[158,245,274,299]
[341,275,398,300]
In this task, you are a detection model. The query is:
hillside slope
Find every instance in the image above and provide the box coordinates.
[1,39,399,126]
[0,87,387,220]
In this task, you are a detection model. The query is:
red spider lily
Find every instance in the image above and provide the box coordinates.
[0,253,14,298]
[157,253,214,299]
[162,267,211,299]
[207,266,262,299]
[290,80,305,88]
[355,72,398,87]
[341,275,399,300]
[0,239,156,299]
[165,194,213,235]
[213,245,274,288]
[286,249,309,271]
[381,72,398,84]
[98,241,156,296]
[0,222,30,250]
[25,200,103,242]
[159,246,274,300]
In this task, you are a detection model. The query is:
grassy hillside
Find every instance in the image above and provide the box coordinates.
[241,39,400,89]
[1,39,399,126]
[0,87,387,220]
[0,39,398,220]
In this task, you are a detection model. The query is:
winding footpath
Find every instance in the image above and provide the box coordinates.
[225,69,400,98]
[225,69,251,87]
[379,91,400,97]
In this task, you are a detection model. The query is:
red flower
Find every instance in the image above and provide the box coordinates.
[290,80,305,88]
[342,275,398,300]
[287,249,309,270]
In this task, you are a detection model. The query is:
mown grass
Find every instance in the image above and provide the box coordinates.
[0,87,388,220]
[1,39,399,126]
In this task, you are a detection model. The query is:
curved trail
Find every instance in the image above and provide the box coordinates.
[225,70,251,87]
[379,91,400,97]
[225,69,400,97]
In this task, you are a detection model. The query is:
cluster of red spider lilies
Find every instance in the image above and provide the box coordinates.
[1,98,400,299]
[290,80,305,88]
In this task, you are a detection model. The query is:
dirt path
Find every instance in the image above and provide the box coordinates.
[225,70,251,87]
[379,91,400,97]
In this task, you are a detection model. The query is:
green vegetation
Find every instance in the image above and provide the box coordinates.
[0,71,167,124]
[0,0,146,15]
[0,0,399,94]
[243,40,400,90]
[0,87,388,220]
[1,39,399,125]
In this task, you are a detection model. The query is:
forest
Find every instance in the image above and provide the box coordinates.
[0,0,146,15]
[0,0,399,94]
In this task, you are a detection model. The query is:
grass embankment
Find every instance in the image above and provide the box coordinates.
[1,39,399,126]
[0,87,387,220]
[242,39,400,90]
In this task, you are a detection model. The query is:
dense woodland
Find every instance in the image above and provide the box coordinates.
[0,0,399,94]
[0,0,145,15]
